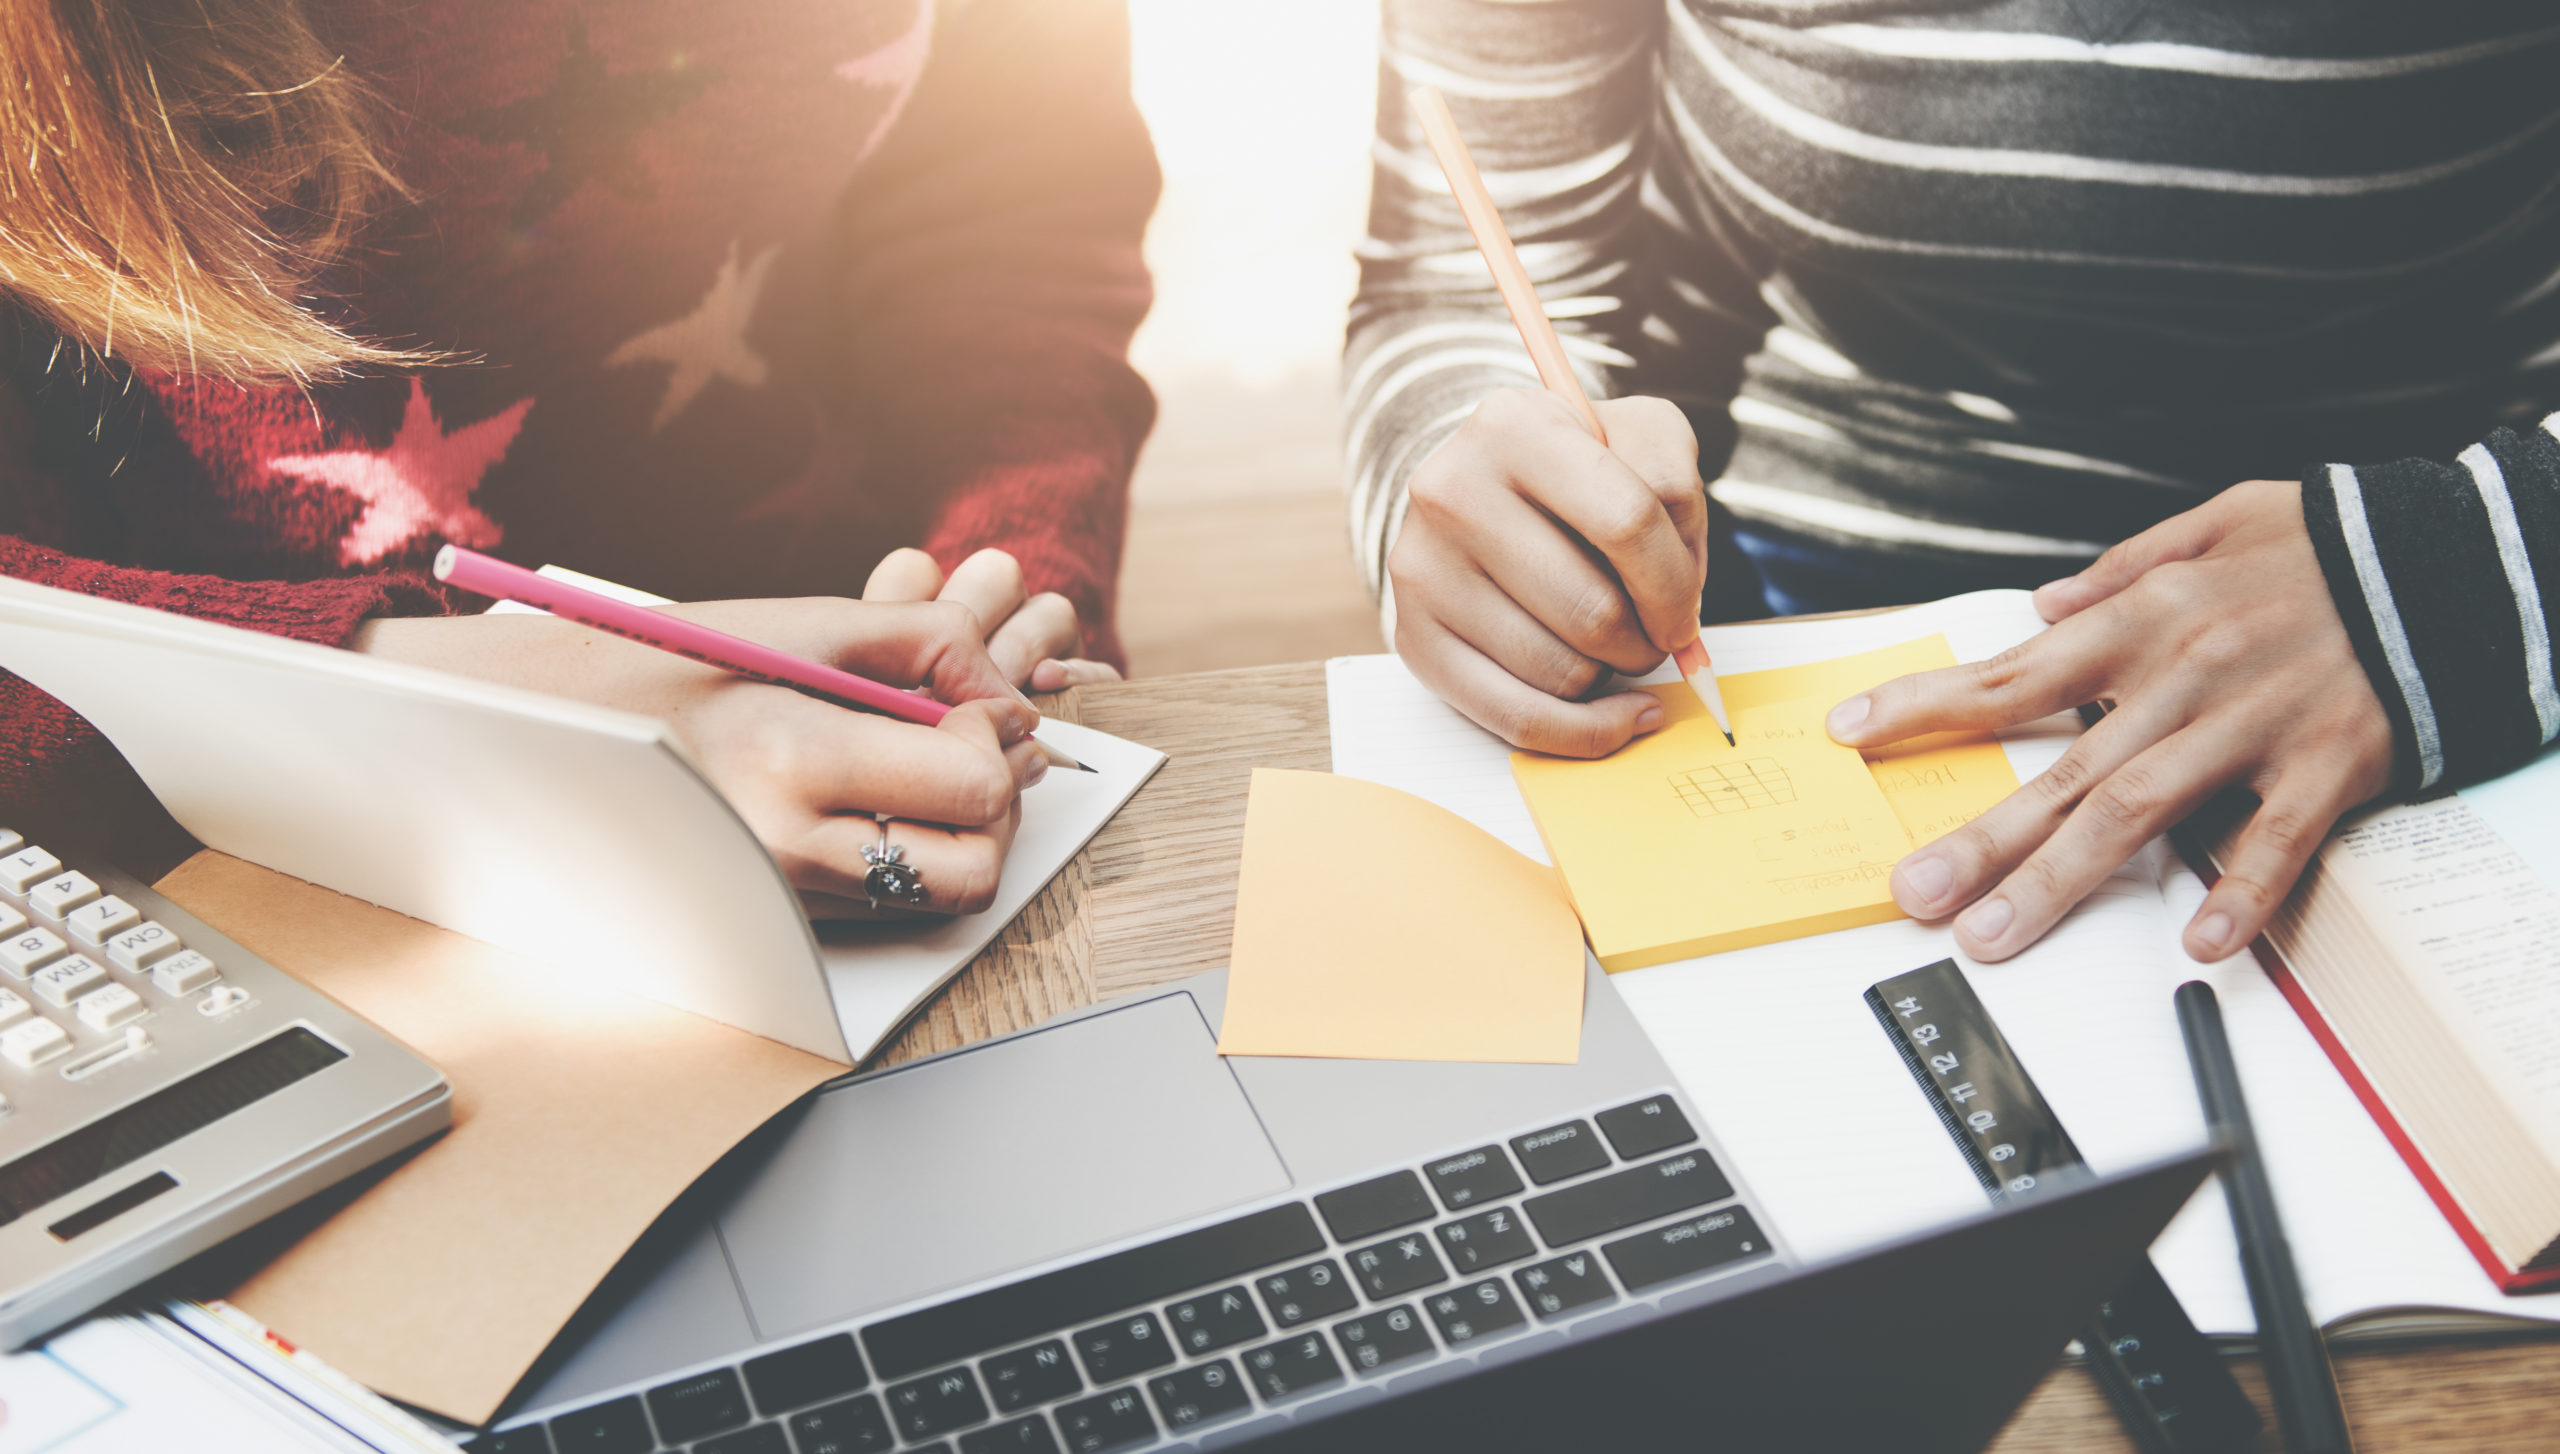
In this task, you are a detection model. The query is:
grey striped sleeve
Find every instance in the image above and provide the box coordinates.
[2303,410,2560,793]
[1343,0,1763,618]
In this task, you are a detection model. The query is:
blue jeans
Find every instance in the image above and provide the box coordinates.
[1729,529,2076,619]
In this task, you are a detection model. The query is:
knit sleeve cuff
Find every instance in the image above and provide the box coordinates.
[2300,417,2560,795]
[0,536,454,648]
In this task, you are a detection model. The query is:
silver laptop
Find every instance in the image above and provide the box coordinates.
[471,963,2213,1454]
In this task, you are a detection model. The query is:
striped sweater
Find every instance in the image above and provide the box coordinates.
[1346,0,2560,791]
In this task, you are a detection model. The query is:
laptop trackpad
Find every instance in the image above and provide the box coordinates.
[719,992,1291,1340]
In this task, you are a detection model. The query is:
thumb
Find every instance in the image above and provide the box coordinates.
[2033,497,2230,622]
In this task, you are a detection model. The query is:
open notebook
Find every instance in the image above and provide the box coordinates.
[1330,590,2560,1342]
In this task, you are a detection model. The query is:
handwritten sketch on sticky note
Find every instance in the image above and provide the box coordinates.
[1670,759,1797,817]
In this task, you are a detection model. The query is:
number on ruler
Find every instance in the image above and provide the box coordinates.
[1892,996,1923,1018]
[1929,1052,1960,1075]
[1911,1023,1941,1045]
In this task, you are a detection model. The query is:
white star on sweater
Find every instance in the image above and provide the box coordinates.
[268,378,534,565]
[606,241,780,431]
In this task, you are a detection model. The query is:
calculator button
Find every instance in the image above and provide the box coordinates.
[883,1367,988,1441]
[1424,1144,1525,1211]
[1239,1332,1343,1403]
[1072,1314,1173,1383]
[980,1339,1079,1413]
[0,846,59,894]
[152,950,221,996]
[1520,1150,1733,1249]
[1144,1359,1249,1433]
[1332,1304,1434,1377]
[0,904,23,938]
[1602,1206,1769,1292]
[1435,1206,1537,1275]
[1596,1096,1698,1161]
[105,922,181,972]
[0,928,66,977]
[787,1394,893,1454]
[547,1395,652,1454]
[1164,1286,1264,1355]
[31,954,107,1007]
[1508,1120,1611,1185]
[75,982,146,1031]
[28,871,98,919]
[1255,1259,1355,1328]
[1513,1251,1617,1320]
[1313,1169,1435,1242]
[1422,1278,1527,1347]
[0,829,20,856]
[0,988,25,1029]
[0,1016,71,1067]
[1053,1387,1154,1454]
[63,895,141,946]
[1347,1230,1447,1300]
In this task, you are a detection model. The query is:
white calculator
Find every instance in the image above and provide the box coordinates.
[0,830,450,1347]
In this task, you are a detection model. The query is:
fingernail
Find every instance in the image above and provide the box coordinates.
[1826,695,1870,741]
[1959,896,2014,943]
[2194,911,2232,954]
[1635,701,1666,734]
[1901,853,1952,908]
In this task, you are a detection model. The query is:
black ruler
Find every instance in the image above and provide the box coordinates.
[1867,959,2260,1454]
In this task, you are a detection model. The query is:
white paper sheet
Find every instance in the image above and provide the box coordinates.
[1326,590,2555,1334]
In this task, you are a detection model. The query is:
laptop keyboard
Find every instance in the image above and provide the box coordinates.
[473,1093,1774,1454]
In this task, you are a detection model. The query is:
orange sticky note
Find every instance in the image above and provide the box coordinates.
[1218,768,1584,1063]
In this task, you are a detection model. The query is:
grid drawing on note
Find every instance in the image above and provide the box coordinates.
[1670,759,1796,816]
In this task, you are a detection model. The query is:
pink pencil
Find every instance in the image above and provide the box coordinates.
[432,545,1090,771]
[1408,85,1733,745]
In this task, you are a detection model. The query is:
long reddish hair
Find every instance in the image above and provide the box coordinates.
[0,0,422,383]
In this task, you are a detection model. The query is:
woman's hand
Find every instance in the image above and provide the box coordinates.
[351,598,1044,918]
[1390,389,1711,758]
[1824,480,2394,962]
[864,547,1121,692]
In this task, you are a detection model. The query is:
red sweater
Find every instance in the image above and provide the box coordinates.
[0,0,1158,868]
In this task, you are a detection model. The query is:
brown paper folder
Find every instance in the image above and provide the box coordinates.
[157,851,842,1425]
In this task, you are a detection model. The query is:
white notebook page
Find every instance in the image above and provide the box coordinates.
[1328,590,2545,1333]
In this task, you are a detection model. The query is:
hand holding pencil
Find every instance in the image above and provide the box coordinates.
[1385,86,1727,757]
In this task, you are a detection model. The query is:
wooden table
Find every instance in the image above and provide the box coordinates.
[878,662,2560,1453]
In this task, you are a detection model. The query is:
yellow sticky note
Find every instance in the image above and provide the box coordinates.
[1512,691,1915,972]
[1722,636,2020,847]
[1218,769,1585,1063]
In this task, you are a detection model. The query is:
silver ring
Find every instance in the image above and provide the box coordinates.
[862,820,928,910]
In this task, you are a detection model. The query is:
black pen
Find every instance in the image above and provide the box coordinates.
[2175,980,2355,1454]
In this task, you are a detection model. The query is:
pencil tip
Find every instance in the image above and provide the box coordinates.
[1722,730,1735,747]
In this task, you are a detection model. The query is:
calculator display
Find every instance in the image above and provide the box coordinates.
[0,1026,346,1229]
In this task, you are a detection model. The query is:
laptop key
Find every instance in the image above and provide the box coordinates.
[1254,1259,1355,1328]
[1596,1095,1697,1160]
[1313,1170,1434,1242]
[1347,1230,1446,1300]
[1073,1313,1174,1383]
[463,1429,552,1454]
[1054,1387,1156,1454]
[1240,1332,1344,1403]
[647,1368,751,1444]
[885,1368,990,1442]
[1166,1285,1264,1355]
[981,1338,1081,1413]
[788,1394,894,1454]
[1333,1304,1434,1377]
[547,1396,652,1454]
[1423,1278,1527,1348]
[1521,1149,1733,1248]
[958,1414,1059,1454]
[1508,1120,1610,1185]
[1423,1145,1524,1212]
[1514,1251,1617,1320]
[1604,1205,1770,1292]
[744,1332,866,1415]
[694,1423,787,1454]
[1146,1359,1251,1432]
[1434,1207,1535,1275]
